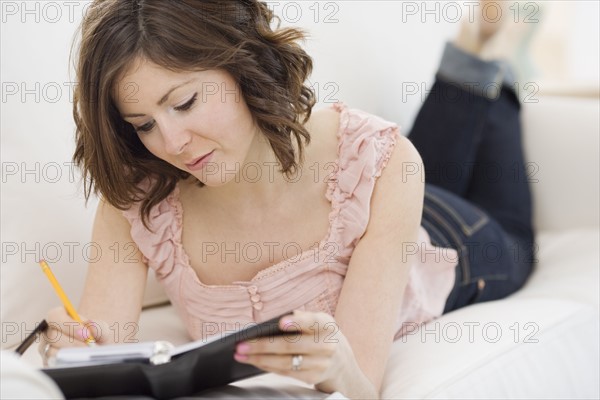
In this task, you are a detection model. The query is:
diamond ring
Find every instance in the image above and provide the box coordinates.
[291,354,303,371]
[42,343,51,361]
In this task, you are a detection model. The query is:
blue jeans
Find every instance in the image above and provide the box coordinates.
[408,44,536,313]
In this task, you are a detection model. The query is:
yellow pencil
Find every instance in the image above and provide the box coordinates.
[39,260,96,346]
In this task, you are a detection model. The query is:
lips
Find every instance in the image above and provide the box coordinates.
[185,151,215,170]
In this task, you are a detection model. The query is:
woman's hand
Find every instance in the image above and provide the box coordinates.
[233,310,362,393]
[38,306,107,367]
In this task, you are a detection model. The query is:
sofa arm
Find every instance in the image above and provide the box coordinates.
[521,94,599,232]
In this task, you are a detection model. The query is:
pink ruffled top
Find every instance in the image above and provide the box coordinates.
[122,103,458,341]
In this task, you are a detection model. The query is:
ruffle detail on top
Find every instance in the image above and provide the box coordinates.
[326,103,401,262]
[328,103,458,332]
[121,183,188,280]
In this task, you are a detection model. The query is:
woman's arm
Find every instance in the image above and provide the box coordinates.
[77,199,148,344]
[235,134,425,398]
[324,134,425,396]
[42,200,149,361]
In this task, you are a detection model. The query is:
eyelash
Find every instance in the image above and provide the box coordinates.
[174,92,198,112]
[134,93,198,133]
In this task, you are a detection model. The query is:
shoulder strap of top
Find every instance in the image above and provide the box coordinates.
[121,182,183,278]
[325,103,401,256]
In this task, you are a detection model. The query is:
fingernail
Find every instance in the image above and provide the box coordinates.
[77,325,95,341]
[280,318,294,329]
[236,342,250,354]
[234,353,248,361]
[76,328,87,341]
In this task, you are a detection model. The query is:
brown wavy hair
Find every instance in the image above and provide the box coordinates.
[72,0,315,228]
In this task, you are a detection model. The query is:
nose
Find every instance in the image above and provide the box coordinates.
[160,119,192,155]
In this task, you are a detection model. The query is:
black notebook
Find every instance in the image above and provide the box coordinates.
[42,314,289,399]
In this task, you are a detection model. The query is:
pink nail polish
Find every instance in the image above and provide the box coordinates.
[76,328,85,340]
[236,342,250,354]
[234,353,248,361]
[280,318,295,329]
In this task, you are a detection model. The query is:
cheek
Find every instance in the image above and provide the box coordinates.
[137,134,165,157]
[195,109,240,144]
[202,89,253,134]
[222,108,256,145]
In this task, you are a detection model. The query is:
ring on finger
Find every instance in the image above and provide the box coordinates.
[42,343,51,360]
[291,354,303,371]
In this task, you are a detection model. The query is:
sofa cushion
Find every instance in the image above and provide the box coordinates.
[521,95,600,232]
[381,299,599,399]
[512,228,600,308]
[1,351,64,400]
[380,227,600,398]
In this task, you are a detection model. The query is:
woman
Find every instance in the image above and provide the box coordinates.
[41,1,535,398]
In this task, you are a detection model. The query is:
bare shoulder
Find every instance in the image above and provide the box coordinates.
[381,134,423,182]
[307,106,340,135]
[369,134,424,236]
[91,198,144,263]
[375,133,424,202]
[95,197,129,224]
[303,106,341,164]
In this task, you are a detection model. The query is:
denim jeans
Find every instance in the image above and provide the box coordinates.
[408,43,536,313]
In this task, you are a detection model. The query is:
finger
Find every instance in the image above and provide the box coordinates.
[235,353,331,385]
[236,333,335,357]
[236,335,300,355]
[38,341,53,367]
[38,341,59,364]
[278,311,342,349]
[46,306,88,336]
[78,320,108,344]
[37,336,79,367]
[42,326,90,349]
[234,352,327,375]
[39,325,94,366]
[279,310,337,334]
[46,306,107,344]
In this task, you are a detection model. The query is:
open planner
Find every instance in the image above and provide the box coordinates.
[42,314,289,399]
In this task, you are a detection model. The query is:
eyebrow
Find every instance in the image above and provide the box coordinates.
[122,78,196,118]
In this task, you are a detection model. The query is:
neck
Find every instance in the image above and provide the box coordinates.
[186,135,301,212]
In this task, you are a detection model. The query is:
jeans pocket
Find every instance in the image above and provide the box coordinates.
[423,185,494,286]
[422,204,470,285]
[424,187,489,236]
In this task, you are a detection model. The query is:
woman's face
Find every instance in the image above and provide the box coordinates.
[114,58,260,186]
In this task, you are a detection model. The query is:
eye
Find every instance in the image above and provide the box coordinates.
[134,121,155,133]
[174,93,197,112]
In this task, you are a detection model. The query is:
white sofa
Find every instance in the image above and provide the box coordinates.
[2,90,599,398]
